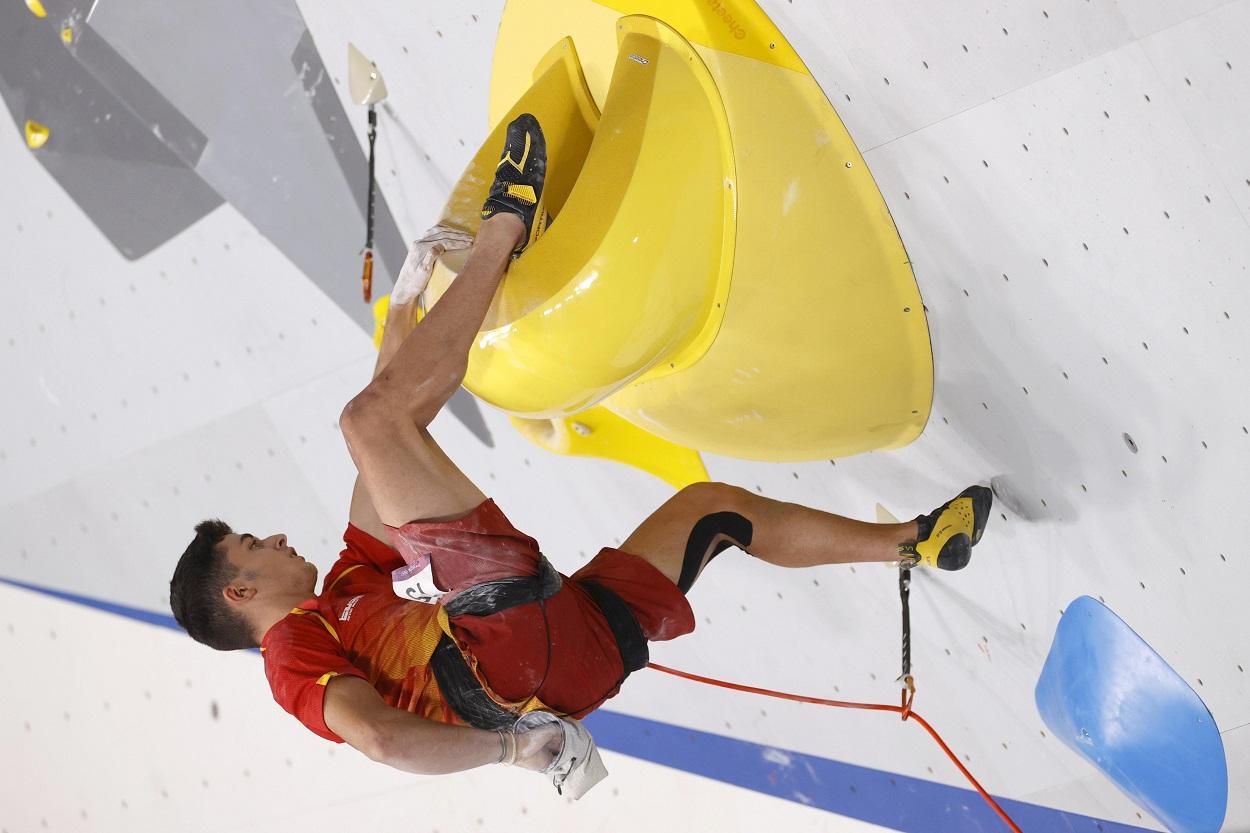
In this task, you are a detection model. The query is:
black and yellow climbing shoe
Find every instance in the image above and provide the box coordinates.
[901,485,993,571]
[480,112,549,255]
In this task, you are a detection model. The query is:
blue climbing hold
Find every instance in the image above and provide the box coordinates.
[1035,595,1227,833]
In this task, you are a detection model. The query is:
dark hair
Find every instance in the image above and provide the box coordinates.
[169,519,257,651]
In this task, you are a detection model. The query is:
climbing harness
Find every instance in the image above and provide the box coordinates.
[428,555,649,731]
[647,561,1024,833]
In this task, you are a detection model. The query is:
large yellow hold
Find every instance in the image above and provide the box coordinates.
[424,1,932,463]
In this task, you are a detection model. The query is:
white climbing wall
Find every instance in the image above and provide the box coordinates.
[1,1,1247,831]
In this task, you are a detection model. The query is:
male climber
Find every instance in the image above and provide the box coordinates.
[169,113,993,795]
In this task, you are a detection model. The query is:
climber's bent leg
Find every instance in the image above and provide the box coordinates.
[618,482,919,593]
[341,412,488,526]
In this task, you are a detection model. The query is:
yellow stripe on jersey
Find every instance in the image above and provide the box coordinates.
[327,564,364,593]
[291,608,342,644]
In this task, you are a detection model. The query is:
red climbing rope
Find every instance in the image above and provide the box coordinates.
[646,661,1025,833]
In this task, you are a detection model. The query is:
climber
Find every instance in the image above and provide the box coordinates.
[169,113,992,797]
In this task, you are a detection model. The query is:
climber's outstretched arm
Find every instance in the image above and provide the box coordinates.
[324,674,562,774]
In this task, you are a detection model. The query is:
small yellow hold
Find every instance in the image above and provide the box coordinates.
[370,294,390,351]
[371,294,425,350]
[24,120,50,150]
[509,407,709,490]
[61,26,74,44]
[25,0,47,18]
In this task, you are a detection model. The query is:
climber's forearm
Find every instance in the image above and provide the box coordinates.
[353,215,521,426]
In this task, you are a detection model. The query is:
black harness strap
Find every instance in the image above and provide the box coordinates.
[579,580,649,676]
[429,634,516,730]
[442,553,562,617]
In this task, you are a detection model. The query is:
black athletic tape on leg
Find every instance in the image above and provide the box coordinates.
[678,512,753,594]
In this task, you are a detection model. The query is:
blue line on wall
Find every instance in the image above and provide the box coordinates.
[582,710,1155,832]
[0,576,1156,833]
[1,576,181,629]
